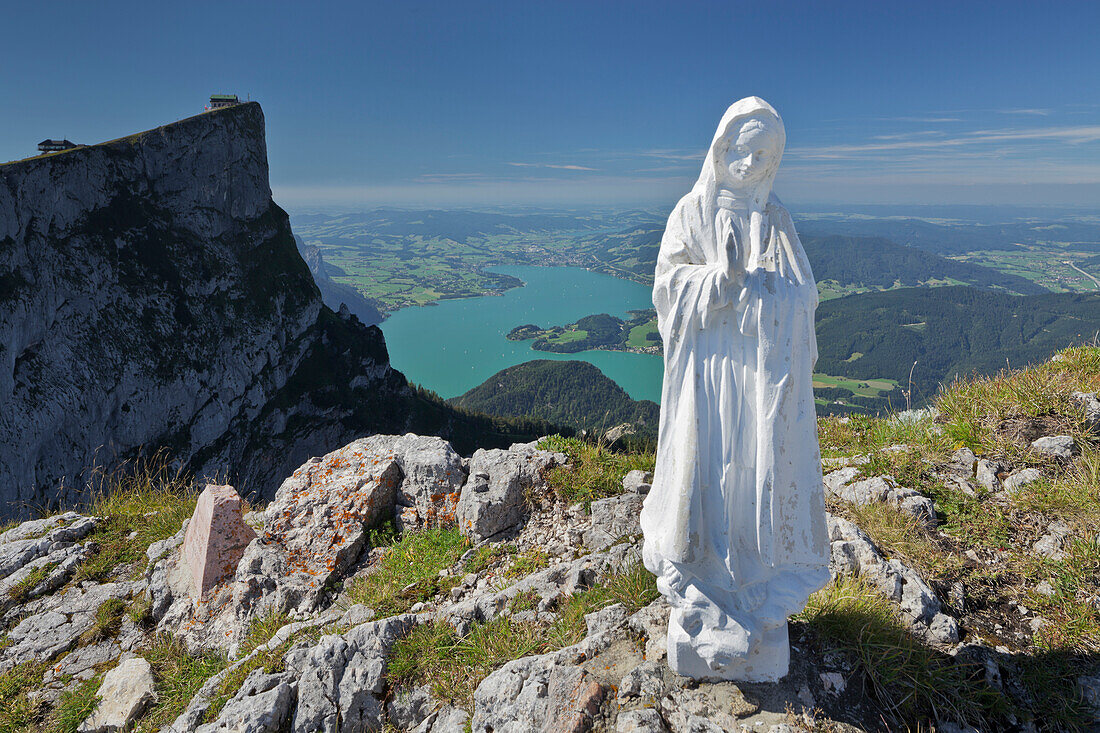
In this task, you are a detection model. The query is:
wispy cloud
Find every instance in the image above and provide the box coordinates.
[789,125,1100,160]
[506,162,598,171]
[997,108,1052,116]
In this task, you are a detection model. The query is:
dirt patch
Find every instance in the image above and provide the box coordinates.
[995,414,1073,447]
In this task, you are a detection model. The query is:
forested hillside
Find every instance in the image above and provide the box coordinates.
[803,235,1046,295]
[816,287,1100,403]
[448,360,659,437]
[588,226,1043,295]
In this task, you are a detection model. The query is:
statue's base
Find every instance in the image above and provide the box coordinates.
[667,616,790,682]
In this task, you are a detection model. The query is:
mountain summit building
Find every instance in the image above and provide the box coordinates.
[207,94,240,111]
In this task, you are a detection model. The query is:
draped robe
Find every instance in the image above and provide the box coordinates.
[640,174,831,628]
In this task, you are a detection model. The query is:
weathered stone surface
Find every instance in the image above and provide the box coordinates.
[149,437,403,650]
[287,614,416,733]
[78,657,156,733]
[975,459,1001,492]
[617,710,668,733]
[1033,520,1073,560]
[392,434,467,531]
[950,448,977,473]
[456,444,566,542]
[0,581,134,671]
[657,686,751,732]
[582,494,643,550]
[1071,391,1100,429]
[1031,435,1077,459]
[471,651,606,733]
[182,484,256,599]
[617,661,665,704]
[824,472,936,524]
[828,515,958,644]
[194,670,294,733]
[622,470,653,495]
[0,102,414,518]
[0,513,97,580]
[1003,467,1043,494]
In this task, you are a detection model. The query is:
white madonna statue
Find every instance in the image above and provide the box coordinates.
[640,97,831,682]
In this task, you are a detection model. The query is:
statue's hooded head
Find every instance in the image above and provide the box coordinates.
[696,96,786,208]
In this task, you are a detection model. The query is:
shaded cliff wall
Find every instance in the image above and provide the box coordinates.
[0,103,416,514]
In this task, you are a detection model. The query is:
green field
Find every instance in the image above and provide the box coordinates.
[812,373,897,397]
[949,245,1100,293]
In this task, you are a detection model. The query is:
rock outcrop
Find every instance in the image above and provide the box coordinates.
[0,103,531,518]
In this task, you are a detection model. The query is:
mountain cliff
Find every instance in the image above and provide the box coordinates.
[0,103,533,516]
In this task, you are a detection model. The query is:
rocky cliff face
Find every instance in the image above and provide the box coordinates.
[0,103,418,515]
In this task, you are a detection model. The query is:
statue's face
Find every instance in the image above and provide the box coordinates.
[718,119,779,187]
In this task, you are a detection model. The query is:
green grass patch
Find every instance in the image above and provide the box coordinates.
[7,562,57,603]
[538,436,654,506]
[0,661,48,732]
[80,597,127,645]
[75,452,198,584]
[388,563,657,707]
[201,640,291,725]
[136,636,228,733]
[346,527,469,617]
[46,674,103,733]
[818,412,948,459]
[842,501,959,579]
[238,609,293,659]
[936,345,1100,456]
[796,575,1009,728]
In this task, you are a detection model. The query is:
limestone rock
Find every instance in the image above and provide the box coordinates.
[950,448,977,473]
[471,651,605,733]
[1071,391,1100,429]
[622,470,653,495]
[824,472,936,524]
[392,434,467,531]
[1033,520,1073,560]
[194,670,294,733]
[0,513,97,580]
[287,614,416,733]
[975,459,1001,492]
[617,710,669,733]
[150,436,403,650]
[78,657,156,733]
[1003,468,1042,494]
[0,102,407,517]
[0,581,134,671]
[1031,435,1077,459]
[457,444,566,542]
[181,484,256,598]
[582,494,643,550]
[828,515,957,643]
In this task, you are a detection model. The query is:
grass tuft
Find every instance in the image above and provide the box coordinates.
[75,451,197,584]
[0,661,47,732]
[80,597,127,645]
[135,635,227,733]
[346,527,468,617]
[7,562,57,603]
[796,575,1009,728]
[388,563,657,706]
[538,436,654,507]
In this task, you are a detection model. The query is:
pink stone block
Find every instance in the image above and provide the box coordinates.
[181,484,256,599]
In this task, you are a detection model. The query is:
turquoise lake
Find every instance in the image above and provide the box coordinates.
[379,266,664,403]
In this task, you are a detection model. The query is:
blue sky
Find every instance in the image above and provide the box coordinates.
[3,0,1099,208]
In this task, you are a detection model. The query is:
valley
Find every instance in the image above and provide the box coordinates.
[291,207,1100,417]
